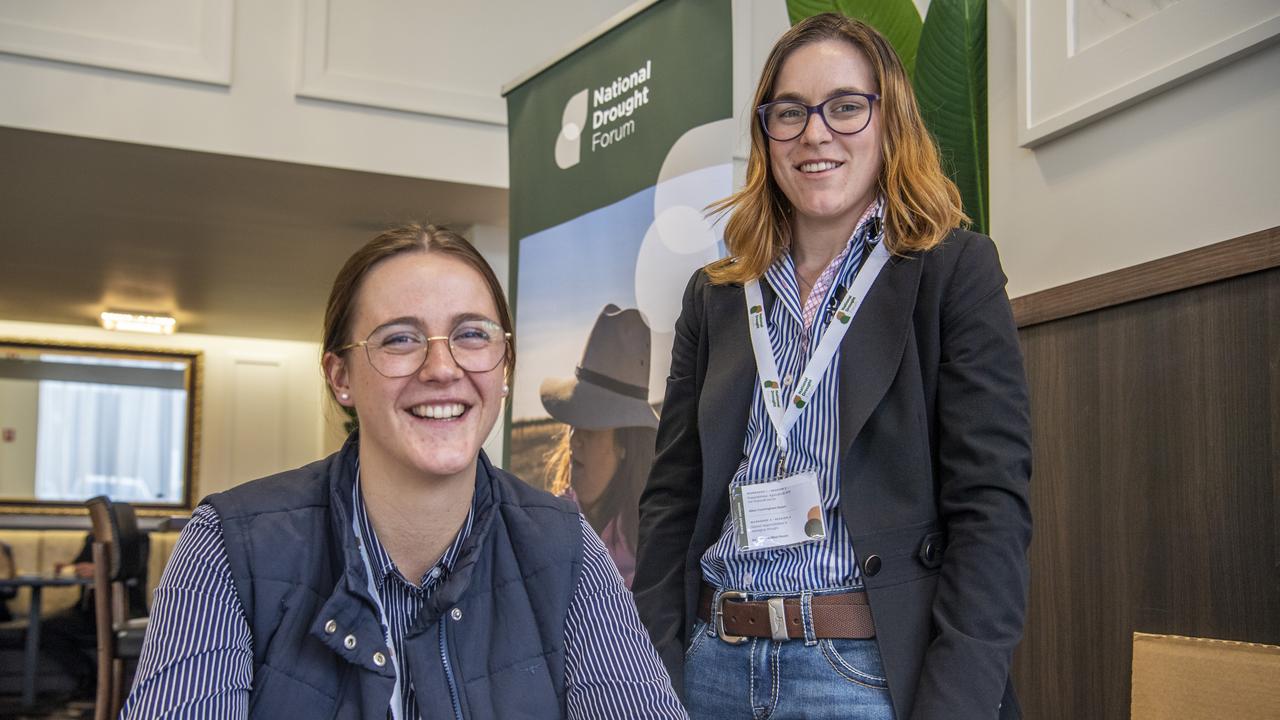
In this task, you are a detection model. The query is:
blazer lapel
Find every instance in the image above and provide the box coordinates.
[837,253,923,453]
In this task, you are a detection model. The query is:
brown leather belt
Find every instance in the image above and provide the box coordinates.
[697,583,875,642]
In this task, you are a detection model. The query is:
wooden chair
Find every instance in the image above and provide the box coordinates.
[86,496,148,720]
[0,539,14,618]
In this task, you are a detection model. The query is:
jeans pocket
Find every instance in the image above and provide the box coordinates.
[685,620,710,662]
[820,639,890,690]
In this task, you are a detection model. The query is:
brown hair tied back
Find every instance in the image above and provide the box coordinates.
[322,222,515,402]
[705,13,967,285]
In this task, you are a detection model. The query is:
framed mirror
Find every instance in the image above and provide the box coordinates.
[0,339,202,515]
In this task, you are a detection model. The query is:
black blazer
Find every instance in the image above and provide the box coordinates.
[634,230,1032,720]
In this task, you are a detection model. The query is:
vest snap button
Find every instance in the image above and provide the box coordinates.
[373,651,386,667]
[343,634,357,650]
[324,619,337,634]
[450,607,463,621]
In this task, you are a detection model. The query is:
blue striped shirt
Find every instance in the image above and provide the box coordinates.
[353,474,473,720]
[700,207,883,595]
[123,478,686,719]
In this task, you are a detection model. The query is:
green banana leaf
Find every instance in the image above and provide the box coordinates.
[787,0,922,78]
[914,0,988,234]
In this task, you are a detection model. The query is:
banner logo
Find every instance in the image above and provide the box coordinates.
[555,89,589,170]
[590,60,652,153]
[556,61,655,169]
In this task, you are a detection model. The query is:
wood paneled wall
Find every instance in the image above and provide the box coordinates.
[1010,229,1280,719]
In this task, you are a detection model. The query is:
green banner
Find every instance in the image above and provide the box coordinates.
[503,0,733,587]
[506,0,732,241]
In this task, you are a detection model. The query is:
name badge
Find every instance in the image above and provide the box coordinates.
[730,470,827,552]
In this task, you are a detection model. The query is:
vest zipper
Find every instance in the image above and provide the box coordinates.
[438,620,463,720]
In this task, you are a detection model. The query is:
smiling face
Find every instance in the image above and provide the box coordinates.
[324,251,507,485]
[766,39,884,239]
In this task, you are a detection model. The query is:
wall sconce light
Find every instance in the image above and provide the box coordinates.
[100,311,177,335]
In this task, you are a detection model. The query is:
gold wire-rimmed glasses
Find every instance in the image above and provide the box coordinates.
[336,318,511,378]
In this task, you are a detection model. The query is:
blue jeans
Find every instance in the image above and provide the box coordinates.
[683,617,895,720]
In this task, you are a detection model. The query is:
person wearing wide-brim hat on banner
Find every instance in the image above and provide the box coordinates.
[633,13,1031,720]
[541,303,659,587]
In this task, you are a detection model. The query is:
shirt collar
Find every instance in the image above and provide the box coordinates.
[353,466,476,592]
[763,196,885,321]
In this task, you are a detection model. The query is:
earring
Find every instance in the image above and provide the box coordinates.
[340,392,349,401]
[502,384,510,396]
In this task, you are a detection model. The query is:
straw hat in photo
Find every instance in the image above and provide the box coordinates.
[539,304,659,430]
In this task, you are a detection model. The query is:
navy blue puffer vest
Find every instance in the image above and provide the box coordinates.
[205,437,583,719]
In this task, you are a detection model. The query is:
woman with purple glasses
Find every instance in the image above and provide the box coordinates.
[633,13,1032,719]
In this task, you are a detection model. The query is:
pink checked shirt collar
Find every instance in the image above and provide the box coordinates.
[798,197,884,332]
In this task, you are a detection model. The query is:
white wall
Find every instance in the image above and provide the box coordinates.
[462,222,511,464]
[989,1,1280,297]
[731,0,788,178]
[0,320,331,499]
[0,0,632,189]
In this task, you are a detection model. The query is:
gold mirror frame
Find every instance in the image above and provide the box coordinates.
[0,337,202,517]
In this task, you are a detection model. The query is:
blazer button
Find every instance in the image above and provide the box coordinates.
[863,554,882,576]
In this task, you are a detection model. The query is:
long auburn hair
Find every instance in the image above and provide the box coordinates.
[706,13,966,285]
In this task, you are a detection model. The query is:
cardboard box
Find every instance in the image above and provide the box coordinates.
[1131,632,1280,719]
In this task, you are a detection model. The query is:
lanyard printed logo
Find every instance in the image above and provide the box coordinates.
[789,288,859,407]
[762,378,783,409]
[793,375,816,408]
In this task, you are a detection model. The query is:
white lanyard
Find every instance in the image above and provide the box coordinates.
[351,478,405,720]
[744,238,890,472]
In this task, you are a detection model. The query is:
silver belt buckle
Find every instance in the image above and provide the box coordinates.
[715,590,749,644]
[767,597,789,641]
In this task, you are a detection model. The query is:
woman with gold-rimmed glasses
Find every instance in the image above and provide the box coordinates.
[124,223,687,719]
[334,315,513,379]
